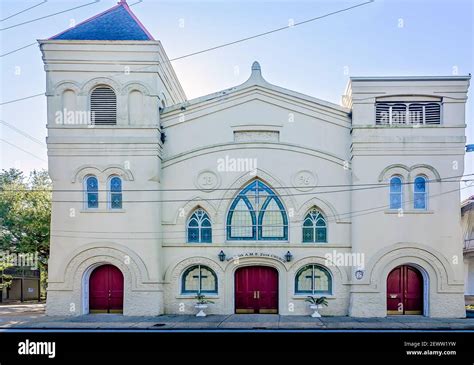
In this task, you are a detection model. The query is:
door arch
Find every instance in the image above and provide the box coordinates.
[387,265,424,315]
[89,264,124,314]
[235,266,278,314]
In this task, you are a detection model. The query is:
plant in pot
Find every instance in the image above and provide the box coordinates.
[194,293,215,317]
[305,296,328,318]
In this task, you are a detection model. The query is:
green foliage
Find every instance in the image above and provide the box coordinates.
[0,168,51,296]
[305,296,329,307]
[195,292,215,304]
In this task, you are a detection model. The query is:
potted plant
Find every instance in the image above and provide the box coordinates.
[305,296,328,317]
[194,293,215,317]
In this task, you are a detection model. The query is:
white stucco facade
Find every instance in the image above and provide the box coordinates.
[39,5,470,318]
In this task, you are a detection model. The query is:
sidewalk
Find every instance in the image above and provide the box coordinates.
[1,304,474,330]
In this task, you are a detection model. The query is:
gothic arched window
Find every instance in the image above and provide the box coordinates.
[226,180,288,241]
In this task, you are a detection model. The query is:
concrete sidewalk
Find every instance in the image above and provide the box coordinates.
[1,304,474,330]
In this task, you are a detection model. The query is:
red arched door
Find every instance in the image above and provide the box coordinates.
[89,265,124,314]
[387,265,423,315]
[235,266,278,314]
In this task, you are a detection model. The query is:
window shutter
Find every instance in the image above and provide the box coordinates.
[90,86,117,125]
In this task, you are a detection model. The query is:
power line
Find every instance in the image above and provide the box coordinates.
[0,139,47,162]
[0,93,44,106]
[0,0,374,104]
[0,0,47,22]
[0,0,144,57]
[23,177,474,204]
[49,185,470,241]
[0,120,46,147]
[0,0,101,31]
[0,42,37,58]
[3,174,472,194]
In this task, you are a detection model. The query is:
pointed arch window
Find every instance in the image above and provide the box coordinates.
[303,209,327,243]
[226,180,288,240]
[84,175,98,209]
[187,209,212,243]
[295,264,332,295]
[109,176,122,209]
[181,265,217,294]
[389,176,403,209]
[414,176,427,210]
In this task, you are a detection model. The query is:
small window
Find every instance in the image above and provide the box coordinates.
[181,265,217,294]
[90,86,117,125]
[414,176,427,210]
[85,176,99,209]
[109,176,122,209]
[295,264,332,295]
[390,176,403,209]
[187,209,212,243]
[302,209,327,243]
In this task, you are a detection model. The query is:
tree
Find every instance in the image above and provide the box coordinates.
[0,168,51,297]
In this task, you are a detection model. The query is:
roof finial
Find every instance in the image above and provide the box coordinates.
[251,61,261,74]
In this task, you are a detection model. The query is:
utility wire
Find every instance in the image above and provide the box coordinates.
[3,174,473,194]
[0,1,47,22]
[0,0,101,31]
[0,139,47,162]
[24,178,474,204]
[0,120,46,147]
[49,185,469,240]
[0,0,374,104]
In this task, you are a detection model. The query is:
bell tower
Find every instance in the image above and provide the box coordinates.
[39,0,186,315]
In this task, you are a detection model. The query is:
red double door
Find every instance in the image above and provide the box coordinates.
[235,266,278,314]
[387,265,423,315]
[89,265,124,314]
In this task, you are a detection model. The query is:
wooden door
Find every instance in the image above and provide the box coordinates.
[235,266,278,314]
[89,265,124,314]
[387,265,423,315]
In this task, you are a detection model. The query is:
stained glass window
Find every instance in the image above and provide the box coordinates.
[181,265,217,294]
[187,209,212,243]
[414,176,427,210]
[302,209,327,243]
[295,265,331,294]
[109,176,122,209]
[390,176,403,209]
[226,180,288,240]
[85,176,98,209]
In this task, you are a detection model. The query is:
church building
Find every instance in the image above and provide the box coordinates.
[40,1,470,317]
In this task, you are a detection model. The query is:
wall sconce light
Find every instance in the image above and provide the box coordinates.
[218,250,226,262]
[284,251,293,262]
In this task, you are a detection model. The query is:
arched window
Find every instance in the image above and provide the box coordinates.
[90,86,117,125]
[187,209,212,243]
[109,176,122,209]
[181,265,217,294]
[295,264,332,295]
[414,176,427,210]
[226,180,288,241]
[390,176,403,209]
[302,209,327,243]
[84,176,98,209]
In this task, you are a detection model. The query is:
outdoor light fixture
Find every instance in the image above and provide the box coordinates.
[218,250,226,262]
[285,251,293,262]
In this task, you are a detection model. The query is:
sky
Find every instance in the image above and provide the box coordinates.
[0,0,473,199]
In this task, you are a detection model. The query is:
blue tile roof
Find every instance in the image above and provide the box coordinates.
[51,3,153,41]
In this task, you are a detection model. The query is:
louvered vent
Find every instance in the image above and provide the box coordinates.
[375,101,441,125]
[90,86,117,125]
[424,103,441,124]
